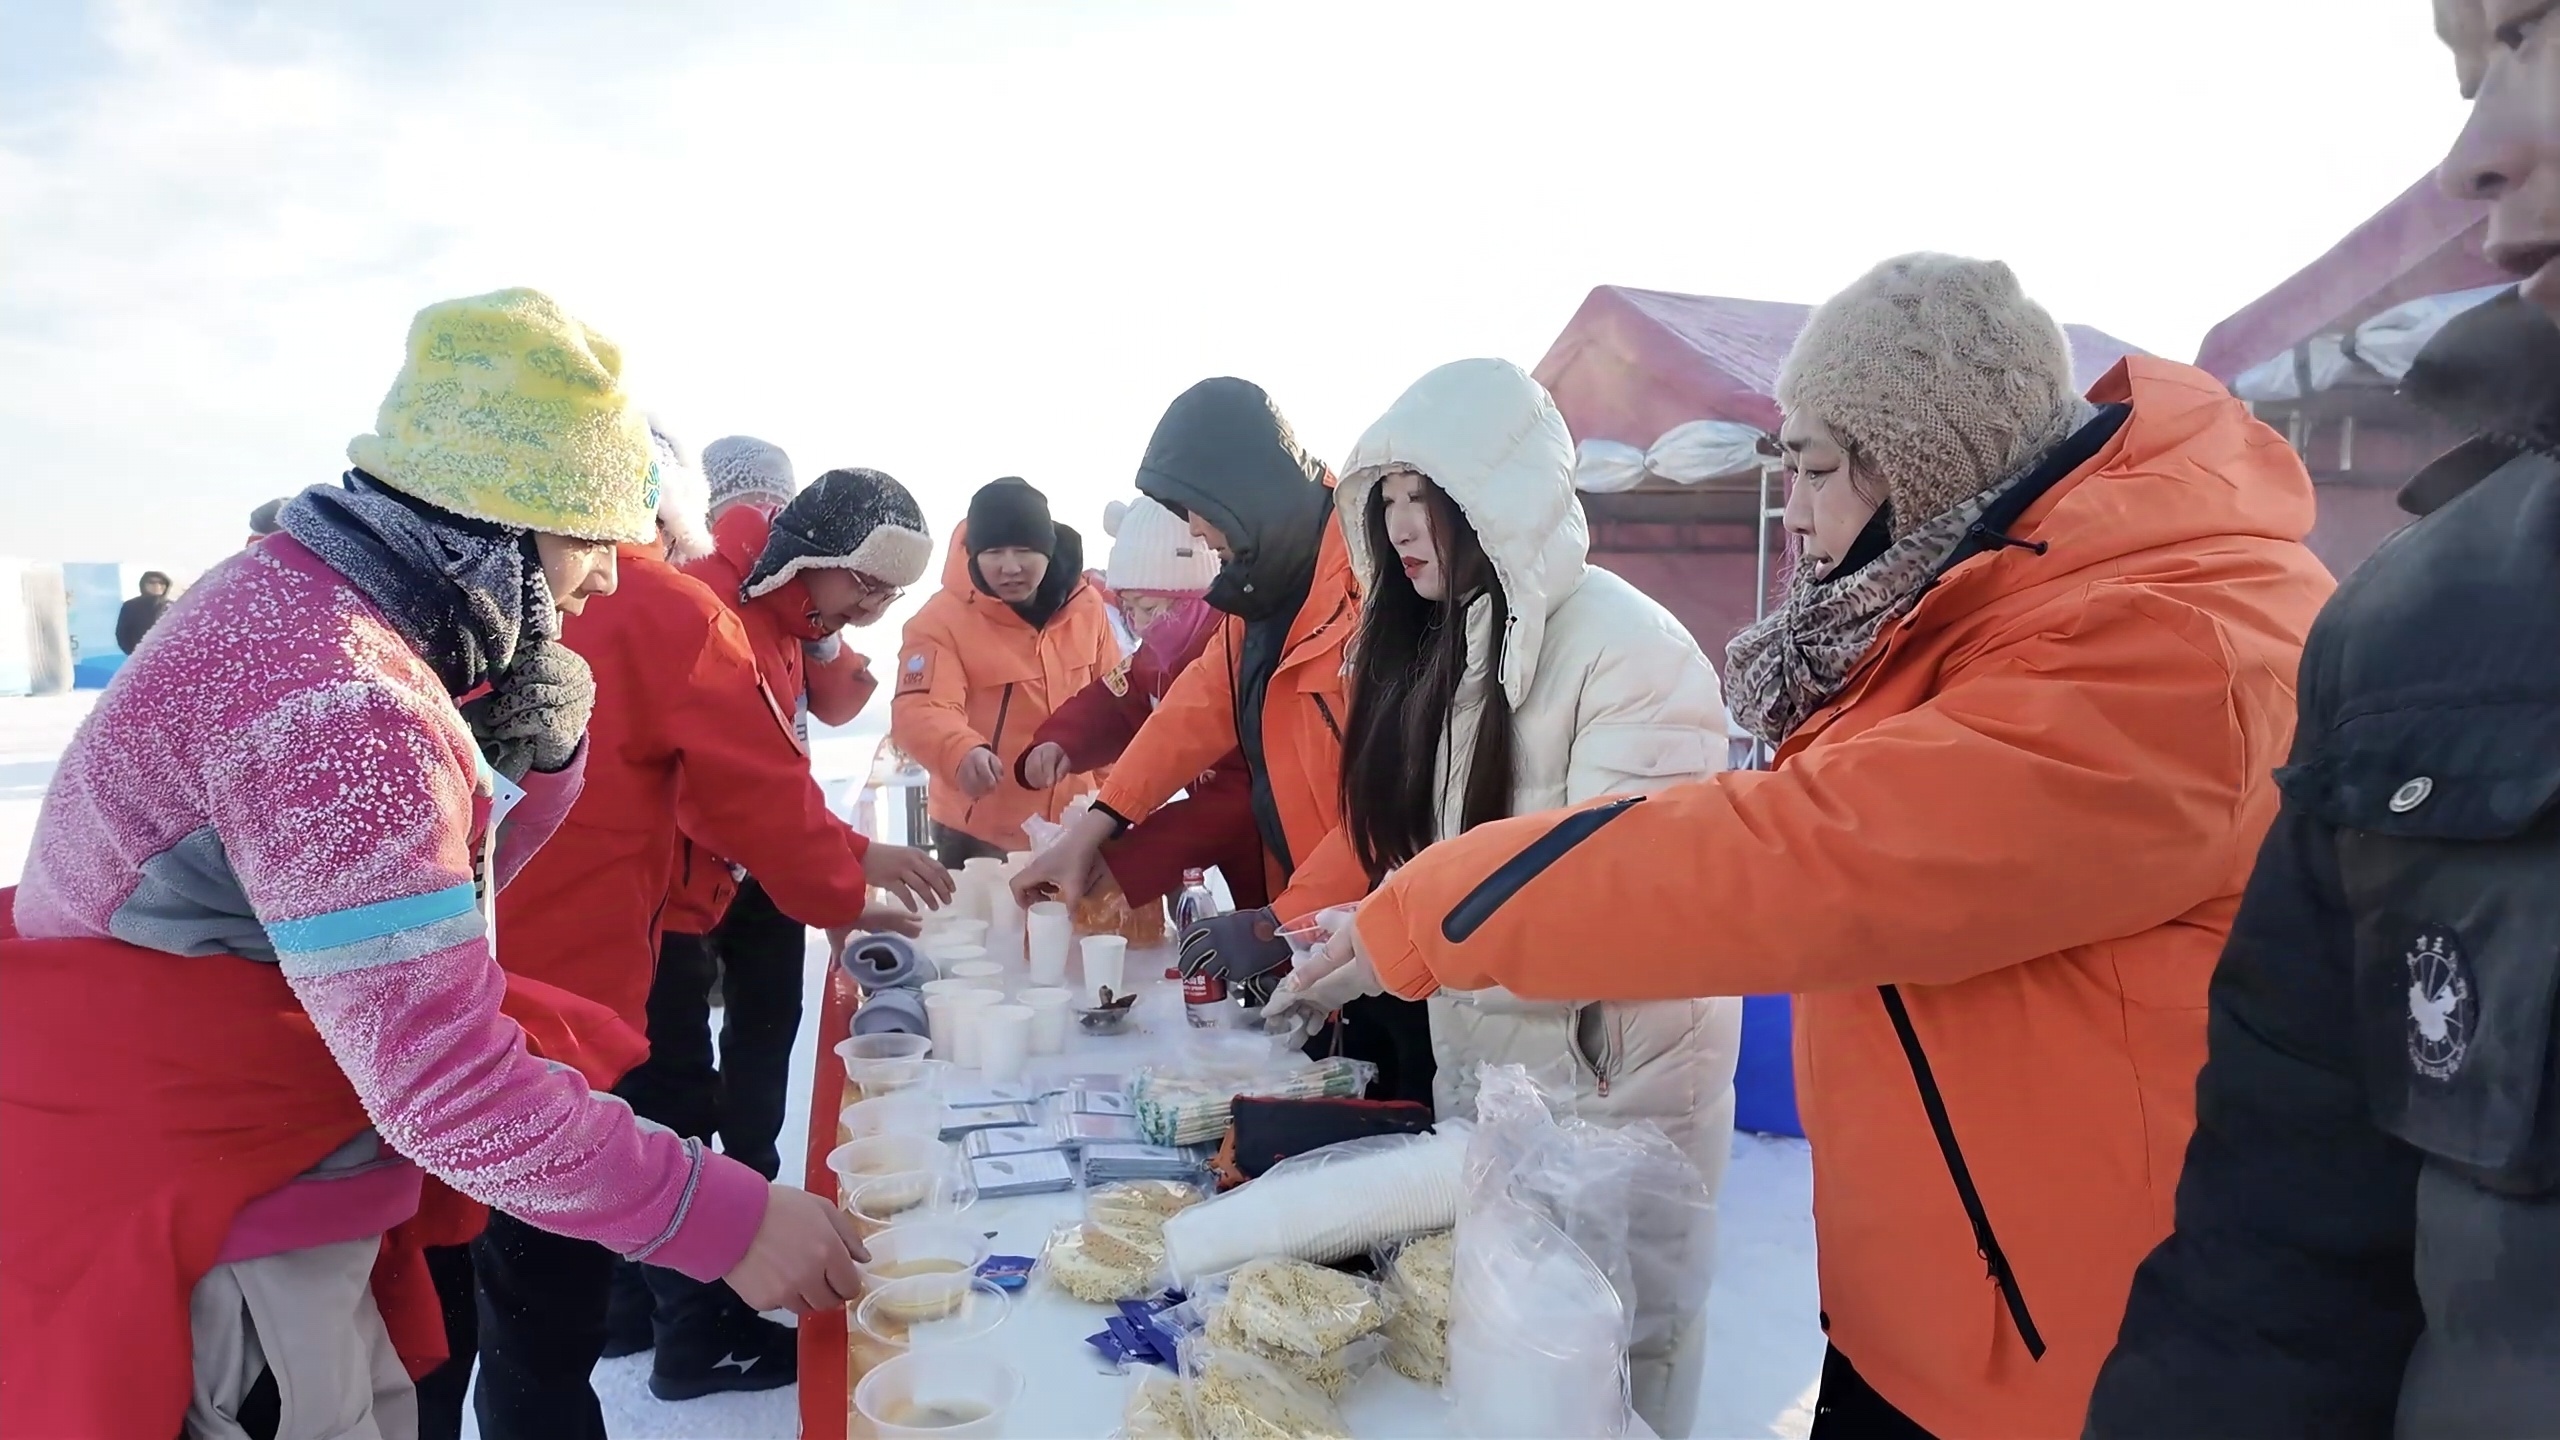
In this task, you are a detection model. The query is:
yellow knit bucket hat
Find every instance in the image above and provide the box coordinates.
[348,288,659,542]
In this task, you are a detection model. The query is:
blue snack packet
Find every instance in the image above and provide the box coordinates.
[976,1255,1037,1291]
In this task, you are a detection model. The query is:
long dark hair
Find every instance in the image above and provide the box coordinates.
[1339,474,1516,885]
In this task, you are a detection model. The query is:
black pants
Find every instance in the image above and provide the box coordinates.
[1809,1343,1939,1440]
[931,820,1008,869]
[1335,993,1436,1107]
[707,879,804,1180]
[412,1244,480,1440]
[470,1209,616,1440]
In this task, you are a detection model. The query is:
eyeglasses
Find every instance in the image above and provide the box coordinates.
[845,570,905,604]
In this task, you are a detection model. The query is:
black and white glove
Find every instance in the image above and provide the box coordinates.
[1178,907,1293,984]
[466,639,594,780]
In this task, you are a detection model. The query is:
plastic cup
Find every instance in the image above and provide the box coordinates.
[1017,987,1072,1055]
[839,1090,943,1145]
[828,1134,952,1187]
[1079,935,1128,1007]
[944,989,1001,1068]
[855,1348,1022,1439]
[921,917,988,942]
[851,1056,947,1103]
[1025,902,1072,986]
[837,1033,934,1080]
[856,1220,997,1289]
[926,941,989,971]
[957,857,1004,921]
[974,1004,1034,1085]
[845,1169,977,1239]
[949,960,1005,991]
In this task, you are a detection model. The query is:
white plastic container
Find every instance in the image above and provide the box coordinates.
[840,1090,943,1143]
[975,1004,1034,1085]
[855,1348,1022,1438]
[1025,901,1072,986]
[944,989,1001,1068]
[1078,934,1128,1007]
[1018,987,1072,1055]
[948,960,1005,991]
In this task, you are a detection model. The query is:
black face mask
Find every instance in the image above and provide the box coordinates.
[1816,503,1896,587]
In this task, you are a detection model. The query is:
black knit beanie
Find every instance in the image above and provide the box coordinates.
[966,477,1056,556]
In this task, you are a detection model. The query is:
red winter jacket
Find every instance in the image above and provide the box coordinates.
[662,508,882,934]
[1020,597,1265,908]
[500,546,872,1050]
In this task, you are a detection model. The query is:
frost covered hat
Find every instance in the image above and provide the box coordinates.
[348,287,658,542]
[648,417,713,564]
[1103,495,1218,594]
[1776,254,2083,538]
[743,467,933,599]
[702,435,797,518]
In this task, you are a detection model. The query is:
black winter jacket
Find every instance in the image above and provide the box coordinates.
[2087,290,2560,1438]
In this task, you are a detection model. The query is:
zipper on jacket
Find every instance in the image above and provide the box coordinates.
[1592,1006,1619,1098]
[1440,796,1645,943]
[965,681,1018,824]
[1876,983,2047,1361]
[1311,693,1342,744]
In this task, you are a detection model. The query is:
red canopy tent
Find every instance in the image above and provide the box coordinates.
[2191,172,2501,577]
[1530,286,2143,656]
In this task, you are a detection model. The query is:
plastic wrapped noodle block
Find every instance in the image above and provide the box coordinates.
[1044,1220,1170,1305]
[1179,1338,1351,1440]
[1120,1370,1199,1440]
[1089,1179,1207,1228]
[1378,1229,1454,1385]
[1204,1259,1387,1357]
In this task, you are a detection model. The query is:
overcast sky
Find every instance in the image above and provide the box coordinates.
[2,0,2467,587]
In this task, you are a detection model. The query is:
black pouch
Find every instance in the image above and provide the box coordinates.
[1222,1096,1435,1183]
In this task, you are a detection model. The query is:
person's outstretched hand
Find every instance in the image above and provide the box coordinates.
[1010,807,1115,907]
[1020,742,1071,790]
[723,1184,868,1314]
[1264,918,1387,1024]
[957,746,1005,798]
[859,903,923,938]
[866,844,953,912]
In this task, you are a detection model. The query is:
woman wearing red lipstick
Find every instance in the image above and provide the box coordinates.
[1331,358,1739,1439]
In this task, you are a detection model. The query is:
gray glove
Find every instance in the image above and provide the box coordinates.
[1178,907,1293,984]
[466,639,594,780]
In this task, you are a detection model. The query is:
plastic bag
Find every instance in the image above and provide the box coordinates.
[1445,1064,1713,1438]
[1179,1336,1352,1440]
[1644,419,1766,484]
[1043,1220,1170,1305]
[1161,1126,1470,1285]
[1572,439,1650,494]
[1130,1053,1375,1147]
[1120,1370,1200,1440]
[1089,1179,1208,1229]
[1376,1229,1455,1385]
[1170,1259,1391,1398]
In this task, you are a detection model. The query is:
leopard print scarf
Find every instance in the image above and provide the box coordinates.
[1723,486,1998,748]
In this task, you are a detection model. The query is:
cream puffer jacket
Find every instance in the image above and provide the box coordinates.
[1338,356,1744,1287]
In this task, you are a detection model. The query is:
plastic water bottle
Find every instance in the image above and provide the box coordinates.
[1174,869,1227,1025]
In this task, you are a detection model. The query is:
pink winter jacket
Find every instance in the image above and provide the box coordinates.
[13,536,765,1280]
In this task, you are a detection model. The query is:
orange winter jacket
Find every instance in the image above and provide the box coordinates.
[1355,359,2336,1440]
[1094,519,1367,923]
[662,508,880,933]
[892,527,1120,852]
[501,547,873,1042]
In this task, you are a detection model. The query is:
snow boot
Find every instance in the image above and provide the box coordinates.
[643,1268,797,1401]
[599,1259,655,1358]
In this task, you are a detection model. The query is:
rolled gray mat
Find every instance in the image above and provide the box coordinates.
[840,933,934,991]
[850,985,930,1038]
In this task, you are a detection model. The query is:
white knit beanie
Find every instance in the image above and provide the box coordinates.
[701,435,798,520]
[1776,253,2082,537]
[1103,496,1220,594]
[648,417,713,564]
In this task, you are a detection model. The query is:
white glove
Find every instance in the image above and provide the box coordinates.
[1262,920,1385,1023]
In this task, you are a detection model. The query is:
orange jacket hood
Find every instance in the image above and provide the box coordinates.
[1352,357,2335,1439]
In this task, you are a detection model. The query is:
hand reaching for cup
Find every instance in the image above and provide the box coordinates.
[1263,915,1389,1024]
[865,844,953,912]
[1009,806,1115,907]
[723,1183,869,1314]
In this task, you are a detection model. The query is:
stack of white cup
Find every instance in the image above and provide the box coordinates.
[1025,902,1073,986]
[1079,934,1128,1007]
[1019,987,1072,1054]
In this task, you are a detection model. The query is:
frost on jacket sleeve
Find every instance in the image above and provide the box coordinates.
[1094,621,1244,824]
[492,739,586,893]
[1357,594,2257,1002]
[673,604,872,931]
[220,684,766,1282]
[890,610,990,780]
[2086,731,2422,1438]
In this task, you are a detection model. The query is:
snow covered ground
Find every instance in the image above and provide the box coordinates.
[2,694,1822,1438]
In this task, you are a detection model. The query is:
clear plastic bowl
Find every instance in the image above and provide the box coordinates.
[856,1348,1023,1438]
[839,1091,944,1144]
[828,1134,953,1186]
[852,1274,1011,1348]
[857,1219,997,1289]
[845,1169,979,1234]
[839,1033,935,1069]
